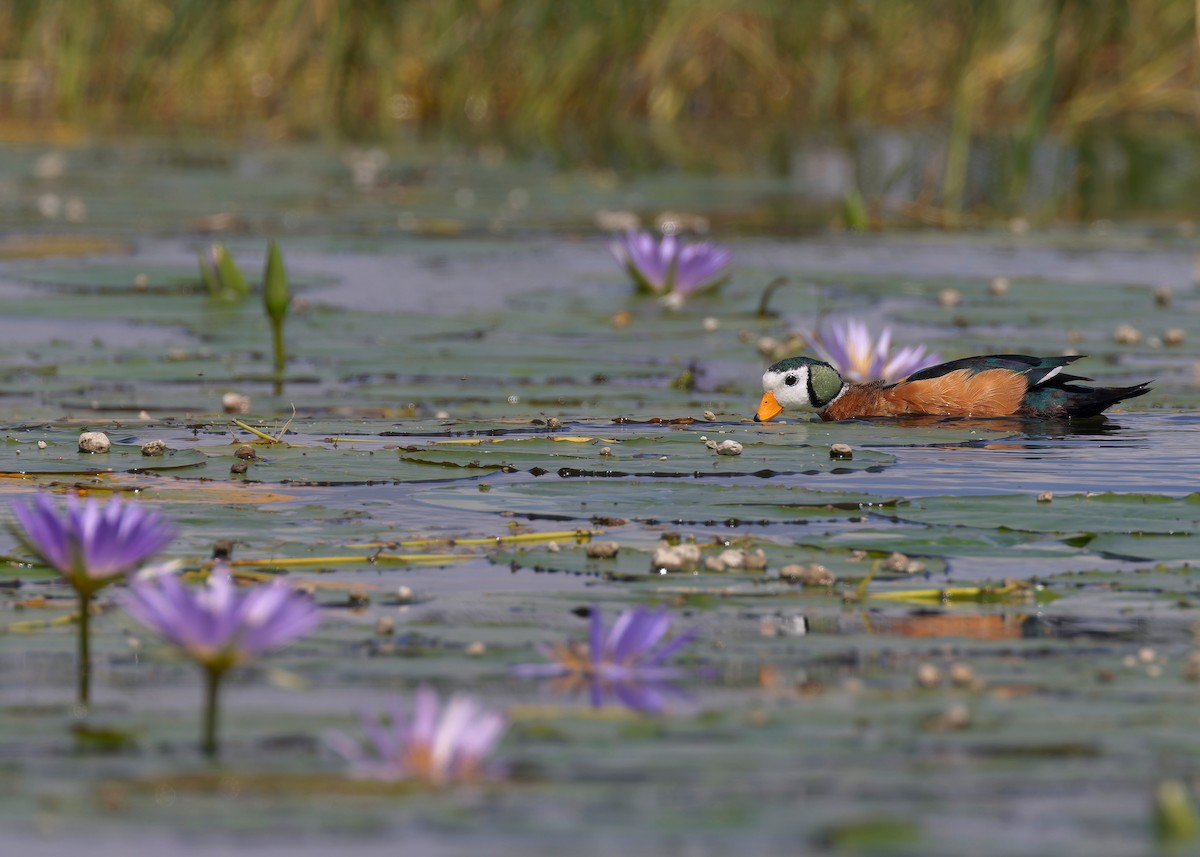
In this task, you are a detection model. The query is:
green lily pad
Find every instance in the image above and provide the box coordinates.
[415,479,896,525]
[891,492,1200,535]
[0,432,206,474]
[399,433,894,477]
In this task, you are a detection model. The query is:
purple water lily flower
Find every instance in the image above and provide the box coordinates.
[810,318,940,384]
[328,686,506,785]
[610,230,731,301]
[10,493,176,705]
[511,604,697,714]
[119,563,320,757]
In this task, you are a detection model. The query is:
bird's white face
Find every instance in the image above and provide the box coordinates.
[761,365,816,412]
[755,360,846,422]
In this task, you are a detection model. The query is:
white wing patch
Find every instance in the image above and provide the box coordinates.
[1033,365,1062,386]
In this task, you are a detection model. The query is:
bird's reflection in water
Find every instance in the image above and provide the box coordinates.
[884,414,1132,438]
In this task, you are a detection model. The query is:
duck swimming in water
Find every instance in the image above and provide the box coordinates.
[754,354,1151,422]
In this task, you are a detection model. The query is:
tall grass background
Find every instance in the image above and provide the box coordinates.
[1,0,1197,216]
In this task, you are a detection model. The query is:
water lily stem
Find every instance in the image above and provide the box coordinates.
[755,276,788,318]
[271,319,285,396]
[77,591,91,707]
[202,667,222,758]
[855,558,881,601]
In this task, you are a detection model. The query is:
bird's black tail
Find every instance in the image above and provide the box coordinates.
[1053,382,1153,418]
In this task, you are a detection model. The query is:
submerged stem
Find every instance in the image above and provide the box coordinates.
[77,591,92,708]
[202,667,222,759]
[755,276,789,318]
[271,320,285,396]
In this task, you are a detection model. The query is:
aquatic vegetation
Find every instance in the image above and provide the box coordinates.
[610,230,731,303]
[10,494,176,706]
[118,564,319,757]
[263,240,290,394]
[511,604,696,713]
[197,243,250,300]
[327,686,506,785]
[809,318,940,384]
[1154,780,1200,844]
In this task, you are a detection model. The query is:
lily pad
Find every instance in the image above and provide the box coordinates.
[891,492,1200,535]
[399,433,894,478]
[0,433,206,474]
[415,479,896,525]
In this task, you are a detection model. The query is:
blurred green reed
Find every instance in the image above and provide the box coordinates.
[0,0,1195,180]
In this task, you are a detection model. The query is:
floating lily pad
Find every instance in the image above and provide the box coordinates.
[0,433,206,474]
[399,434,894,477]
[415,479,896,525]
[891,492,1200,535]
[12,263,332,295]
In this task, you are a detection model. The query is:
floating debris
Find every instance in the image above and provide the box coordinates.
[915,662,942,688]
[703,410,716,421]
[883,552,926,574]
[78,431,111,454]
[140,440,167,457]
[948,662,977,688]
[743,549,767,570]
[829,443,853,459]
[988,276,1010,296]
[1164,328,1186,346]
[710,439,743,456]
[1155,286,1174,307]
[235,445,257,460]
[756,336,781,358]
[585,541,620,559]
[938,288,962,309]
[1183,651,1200,681]
[594,209,639,232]
[924,703,971,731]
[651,543,701,573]
[222,392,251,414]
[1113,323,1141,345]
[779,563,834,586]
[1037,491,1054,503]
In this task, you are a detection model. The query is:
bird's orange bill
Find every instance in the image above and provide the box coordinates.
[754,391,783,422]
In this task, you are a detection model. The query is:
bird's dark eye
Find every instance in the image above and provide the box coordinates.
[784,375,798,386]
